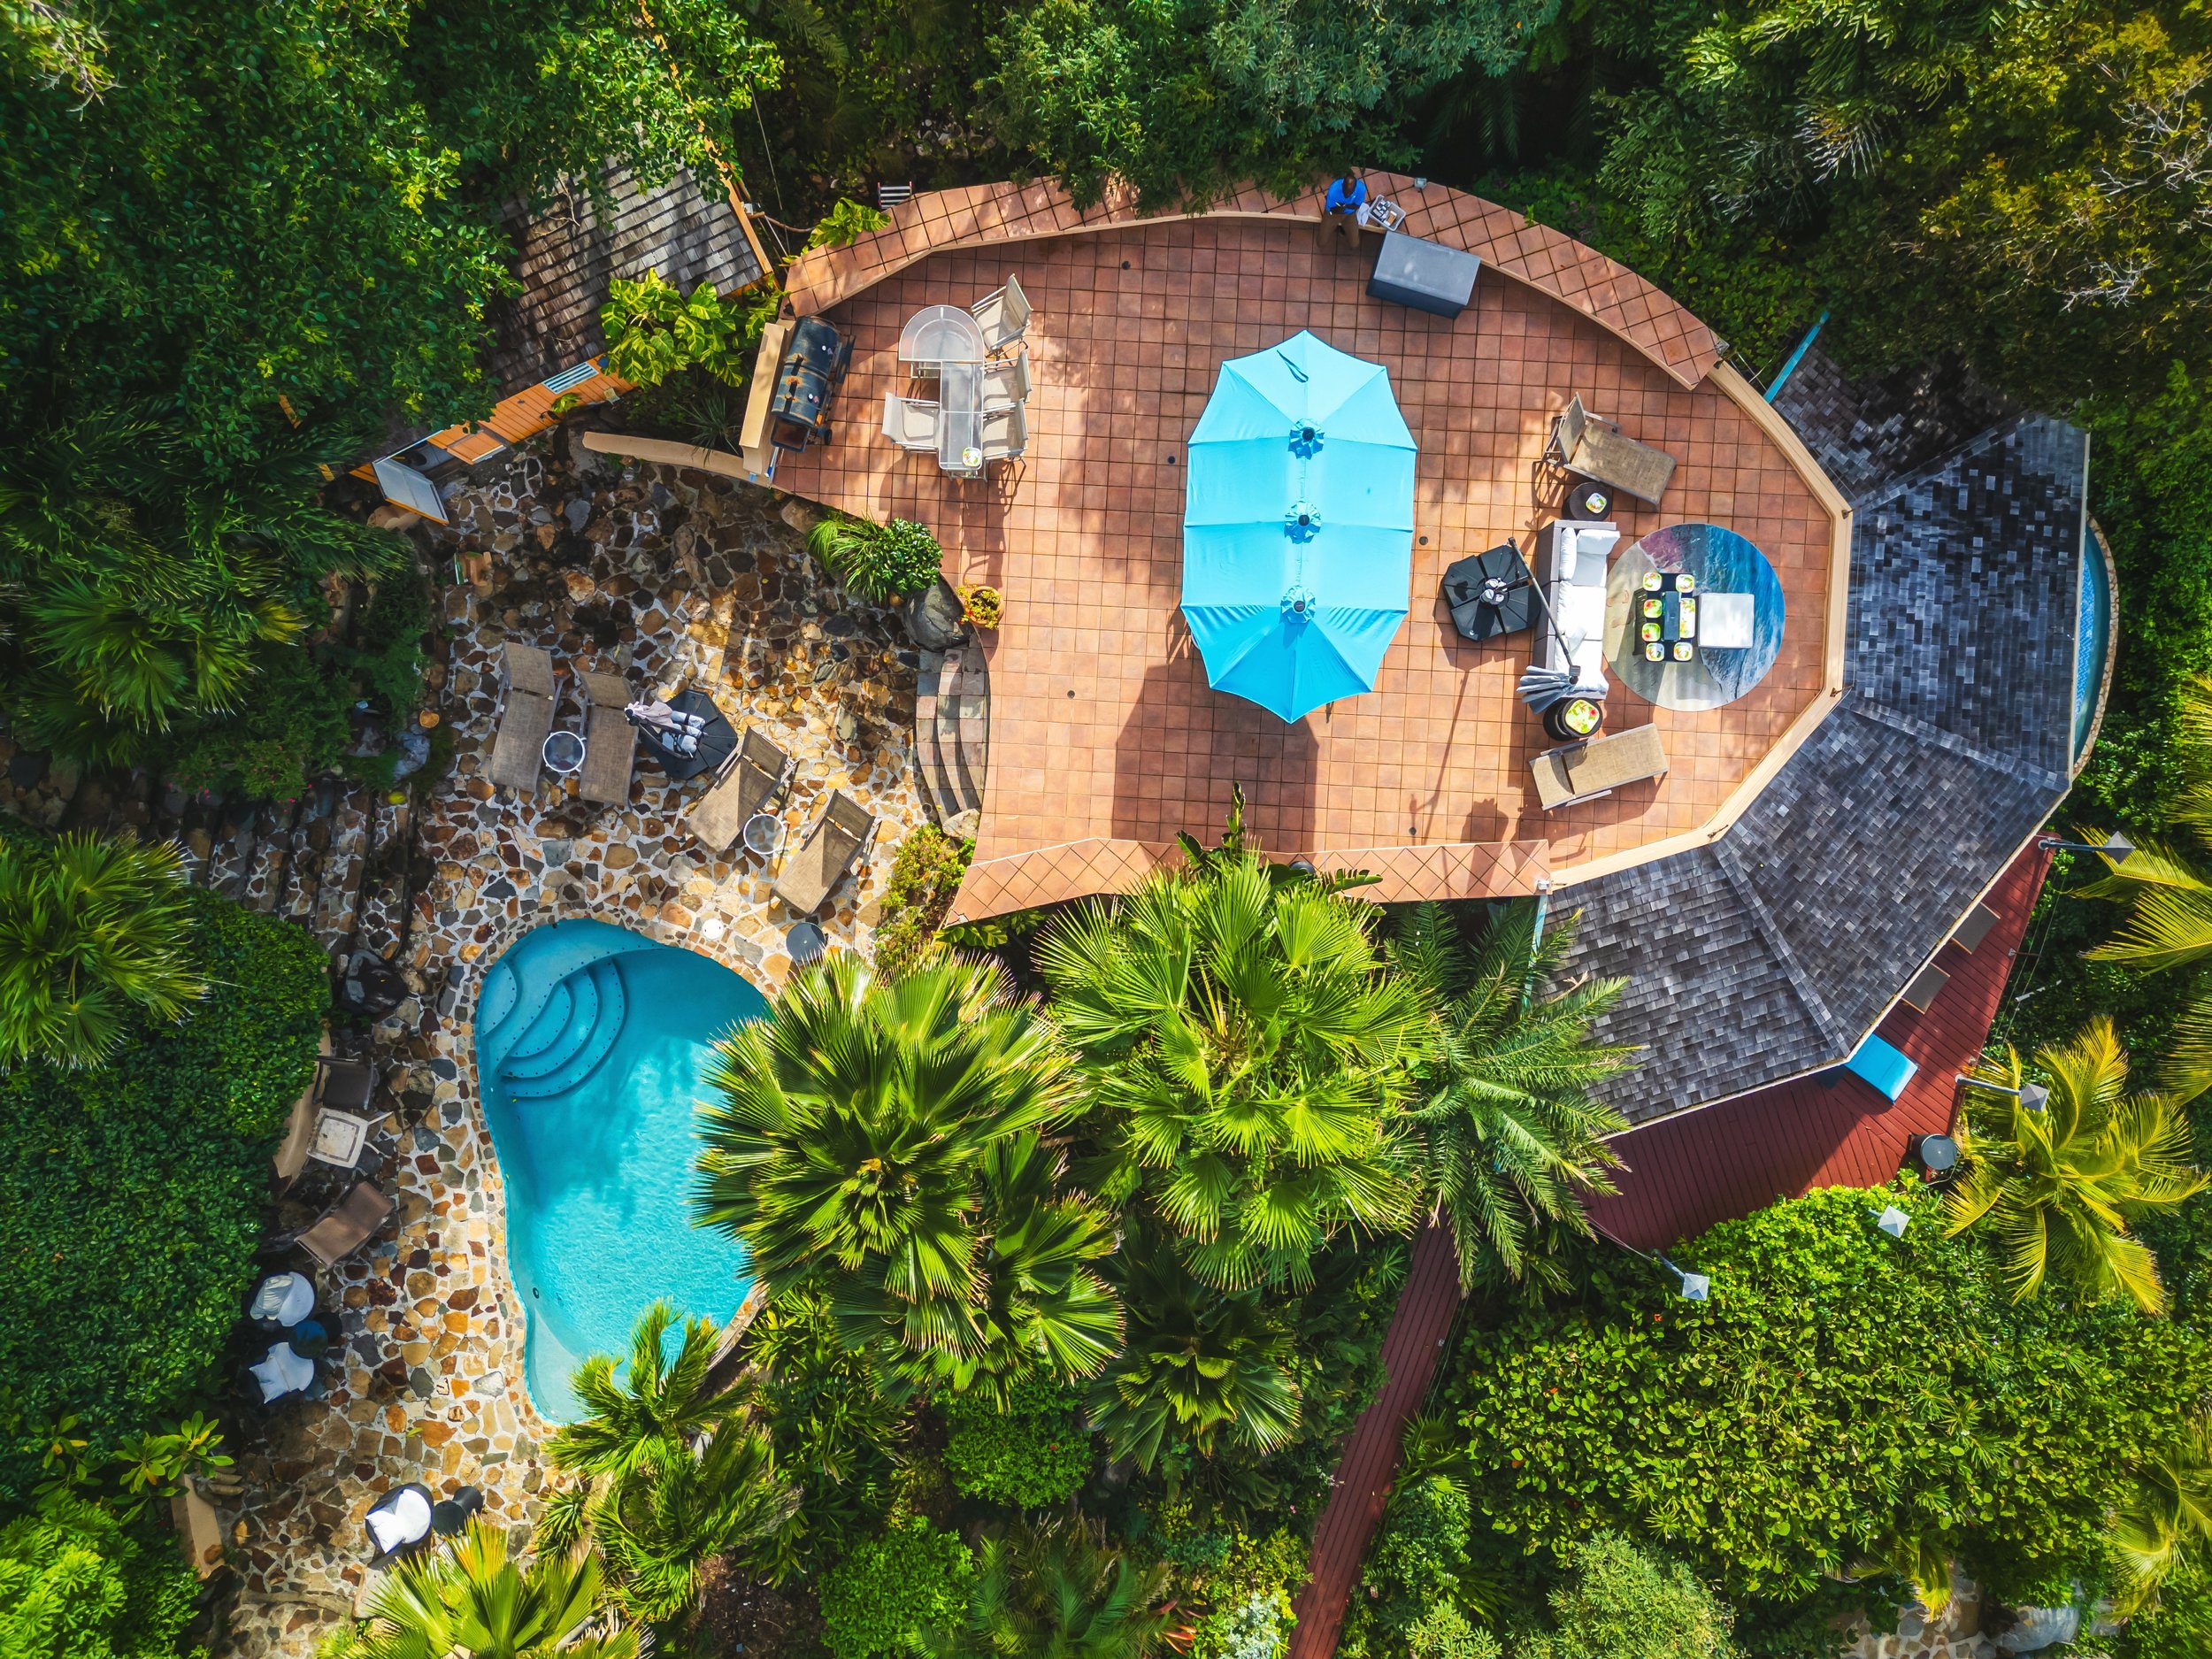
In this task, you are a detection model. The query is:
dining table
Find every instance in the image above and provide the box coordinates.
[898,303,987,476]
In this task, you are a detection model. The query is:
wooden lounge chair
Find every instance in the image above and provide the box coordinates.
[686,727,792,854]
[772,790,878,916]
[1530,724,1669,810]
[296,1181,393,1269]
[981,349,1031,411]
[488,643,557,795]
[969,274,1032,357]
[1548,395,1678,507]
[576,670,637,806]
[882,394,941,452]
[980,403,1028,465]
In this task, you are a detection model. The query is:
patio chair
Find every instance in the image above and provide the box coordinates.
[1951,900,2001,952]
[882,394,941,452]
[1844,1033,1918,1102]
[980,403,1028,465]
[488,643,558,794]
[274,1041,372,1189]
[686,727,792,854]
[969,274,1032,357]
[1548,396,1678,507]
[772,790,878,916]
[1899,961,1951,1013]
[293,1181,394,1269]
[981,349,1031,411]
[366,1482,436,1566]
[1530,724,1668,810]
[576,669,637,806]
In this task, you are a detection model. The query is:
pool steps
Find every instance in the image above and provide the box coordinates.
[477,926,658,1064]
[502,967,601,1081]
[506,961,629,1099]
[506,979,574,1064]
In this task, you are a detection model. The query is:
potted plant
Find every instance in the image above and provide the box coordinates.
[957,585,1004,630]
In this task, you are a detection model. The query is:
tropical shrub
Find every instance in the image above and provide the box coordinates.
[0,828,204,1070]
[1038,846,1425,1290]
[358,1519,623,1659]
[1444,1184,2212,1609]
[818,1515,975,1659]
[0,1490,202,1659]
[872,826,975,981]
[809,199,893,249]
[1172,1524,1309,1659]
[964,1517,1177,1659]
[348,572,434,718]
[941,1372,1091,1508]
[0,890,326,1498]
[1518,1532,1734,1659]
[805,517,945,602]
[695,953,1121,1396]
[602,274,777,390]
[1948,1021,2206,1311]
[1355,1475,1472,1649]
[165,645,353,803]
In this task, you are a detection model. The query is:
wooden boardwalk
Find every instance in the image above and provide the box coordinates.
[1288,1222,1463,1659]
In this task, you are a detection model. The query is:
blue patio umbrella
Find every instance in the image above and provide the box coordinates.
[1182,330,1417,722]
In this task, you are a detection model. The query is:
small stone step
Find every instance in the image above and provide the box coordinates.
[913,649,972,833]
[943,646,988,840]
[312,792,376,957]
[278,787,335,925]
[354,796,412,961]
[207,809,261,898]
[240,802,301,912]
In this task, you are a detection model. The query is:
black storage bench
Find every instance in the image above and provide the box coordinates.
[1368,231,1481,318]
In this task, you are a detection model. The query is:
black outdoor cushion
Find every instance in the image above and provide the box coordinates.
[1443,544,1533,641]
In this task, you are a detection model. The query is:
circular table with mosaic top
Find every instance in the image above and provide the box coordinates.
[1604,521,1786,711]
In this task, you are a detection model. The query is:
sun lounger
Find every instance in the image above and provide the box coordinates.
[296,1181,393,1269]
[488,643,557,794]
[1549,395,1678,507]
[1844,1033,1918,1102]
[969,274,1032,357]
[1530,724,1669,810]
[772,790,878,916]
[686,727,792,854]
[576,670,637,806]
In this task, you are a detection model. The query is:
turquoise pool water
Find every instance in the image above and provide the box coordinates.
[472,920,760,1421]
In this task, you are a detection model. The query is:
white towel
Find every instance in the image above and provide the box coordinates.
[250,1342,315,1403]
[250,1272,314,1327]
[366,1486,434,1554]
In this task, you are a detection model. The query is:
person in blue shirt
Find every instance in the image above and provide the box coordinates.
[1322,172,1369,251]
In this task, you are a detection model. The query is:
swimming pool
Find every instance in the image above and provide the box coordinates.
[472,919,761,1421]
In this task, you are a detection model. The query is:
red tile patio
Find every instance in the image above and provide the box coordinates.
[772,179,1849,919]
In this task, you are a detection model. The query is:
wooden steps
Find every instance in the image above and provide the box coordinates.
[914,642,989,841]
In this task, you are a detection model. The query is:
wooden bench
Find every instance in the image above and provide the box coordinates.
[1530,724,1669,810]
[1550,395,1678,507]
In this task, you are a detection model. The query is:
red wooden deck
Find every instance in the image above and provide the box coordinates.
[1283,842,2047,1655]
[1288,1222,1463,1659]
[1585,841,2052,1250]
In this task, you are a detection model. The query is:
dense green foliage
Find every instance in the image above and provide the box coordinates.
[963,1518,1176,1659]
[0,889,326,1499]
[805,518,946,602]
[0,1491,202,1659]
[1445,1185,2212,1607]
[165,647,354,805]
[359,1520,626,1659]
[941,1373,1091,1508]
[1518,1532,1734,1659]
[1354,1475,1473,1652]
[818,1516,976,1659]
[602,275,777,392]
[872,827,976,982]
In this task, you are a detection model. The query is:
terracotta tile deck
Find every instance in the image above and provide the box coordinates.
[772,186,1845,919]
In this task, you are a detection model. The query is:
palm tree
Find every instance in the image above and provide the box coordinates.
[961,1517,1179,1659]
[695,954,1120,1394]
[1392,902,1637,1292]
[1086,1232,1300,1471]
[359,1521,621,1659]
[0,828,204,1068]
[593,1418,801,1624]
[2078,673,2212,1102]
[2114,1415,2212,1612]
[547,1302,746,1486]
[1035,849,1425,1291]
[1945,1020,2206,1312]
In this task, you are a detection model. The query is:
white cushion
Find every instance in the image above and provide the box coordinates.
[251,1273,315,1326]
[1701,592,1755,649]
[250,1342,315,1402]
[367,1488,434,1554]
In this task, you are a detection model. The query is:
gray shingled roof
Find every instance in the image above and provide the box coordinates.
[1558,410,2089,1124]
[488,162,764,397]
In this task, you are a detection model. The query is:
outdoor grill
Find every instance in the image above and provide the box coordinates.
[768,316,852,452]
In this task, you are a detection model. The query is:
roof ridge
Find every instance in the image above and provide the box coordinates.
[1846,692,2070,795]
[1851,410,2055,514]
[1708,839,1853,1054]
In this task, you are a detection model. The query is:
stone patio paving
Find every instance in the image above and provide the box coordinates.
[216,433,928,1659]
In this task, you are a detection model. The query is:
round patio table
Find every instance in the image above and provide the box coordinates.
[1603,521,1786,711]
[898,304,986,368]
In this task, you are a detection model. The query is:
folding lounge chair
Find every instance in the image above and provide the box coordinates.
[686,727,792,854]
[981,349,1031,411]
[488,643,557,794]
[969,274,1032,357]
[882,394,941,452]
[1548,395,1678,507]
[296,1181,394,1269]
[1529,725,1669,810]
[576,670,638,806]
[772,790,878,916]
